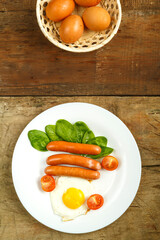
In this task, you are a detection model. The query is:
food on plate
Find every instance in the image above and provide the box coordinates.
[63,187,85,209]
[82,7,111,31]
[87,194,104,210]
[28,130,50,152]
[75,0,101,7]
[56,120,96,143]
[82,130,95,144]
[59,15,84,43]
[73,121,90,143]
[47,154,101,170]
[46,0,75,22]
[45,125,62,141]
[27,110,119,220]
[56,119,84,143]
[87,146,113,159]
[28,119,113,159]
[102,156,119,171]
[41,175,55,192]
[87,136,107,147]
[50,176,94,221]
[47,141,101,155]
[45,166,100,180]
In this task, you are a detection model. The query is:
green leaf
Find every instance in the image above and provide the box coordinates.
[55,119,78,142]
[82,130,95,144]
[73,121,90,143]
[87,136,107,147]
[45,125,62,141]
[28,130,50,151]
[87,147,113,159]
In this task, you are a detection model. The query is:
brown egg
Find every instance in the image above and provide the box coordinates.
[82,7,111,31]
[75,0,101,7]
[59,15,84,43]
[46,0,75,22]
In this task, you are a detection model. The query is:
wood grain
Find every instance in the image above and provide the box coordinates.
[0,1,160,96]
[0,0,159,11]
[0,96,160,240]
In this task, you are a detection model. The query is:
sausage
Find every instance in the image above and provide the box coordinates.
[46,154,101,170]
[46,141,101,155]
[45,166,100,180]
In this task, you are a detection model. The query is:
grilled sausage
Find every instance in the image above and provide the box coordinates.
[46,141,101,155]
[46,154,101,170]
[45,165,100,180]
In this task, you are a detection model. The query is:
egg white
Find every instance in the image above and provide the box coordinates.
[50,176,94,221]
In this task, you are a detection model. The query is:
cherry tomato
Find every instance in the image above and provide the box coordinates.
[41,175,55,192]
[87,194,104,210]
[102,156,119,171]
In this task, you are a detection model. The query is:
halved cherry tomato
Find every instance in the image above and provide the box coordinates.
[102,156,119,171]
[41,175,55,192]
[87,194,104,210]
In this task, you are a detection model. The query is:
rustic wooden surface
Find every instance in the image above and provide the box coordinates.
[0,97,160,240]
[0,0,160,95]
[0,0,160,239]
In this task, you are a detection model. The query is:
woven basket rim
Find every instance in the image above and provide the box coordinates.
[36,0,122,53]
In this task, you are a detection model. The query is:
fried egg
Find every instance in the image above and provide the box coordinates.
[50,176,94,221]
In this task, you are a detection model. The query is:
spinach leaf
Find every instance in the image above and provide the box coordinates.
[28,130,50,151]
[82,130,95,144]
[87,147,113,159]
[73,121,90,143]
[45,125,62,141]
[55,119,78,142]
[87,136,107,147]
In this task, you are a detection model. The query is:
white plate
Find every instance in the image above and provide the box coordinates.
[12,102,141,234]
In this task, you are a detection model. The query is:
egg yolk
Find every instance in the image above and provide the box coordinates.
[62,188,85,209]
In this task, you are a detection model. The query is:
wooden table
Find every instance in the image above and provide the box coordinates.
[0,0,160,239]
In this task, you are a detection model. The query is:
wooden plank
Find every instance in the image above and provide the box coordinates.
[0,8,96,94]
[0,96,160,240]
[0,7,160,95]
[0,0,159,11]
[121,0,160,11]
[95,11,160,95]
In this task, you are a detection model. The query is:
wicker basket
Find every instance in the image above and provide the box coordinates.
[36,0,122,52]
